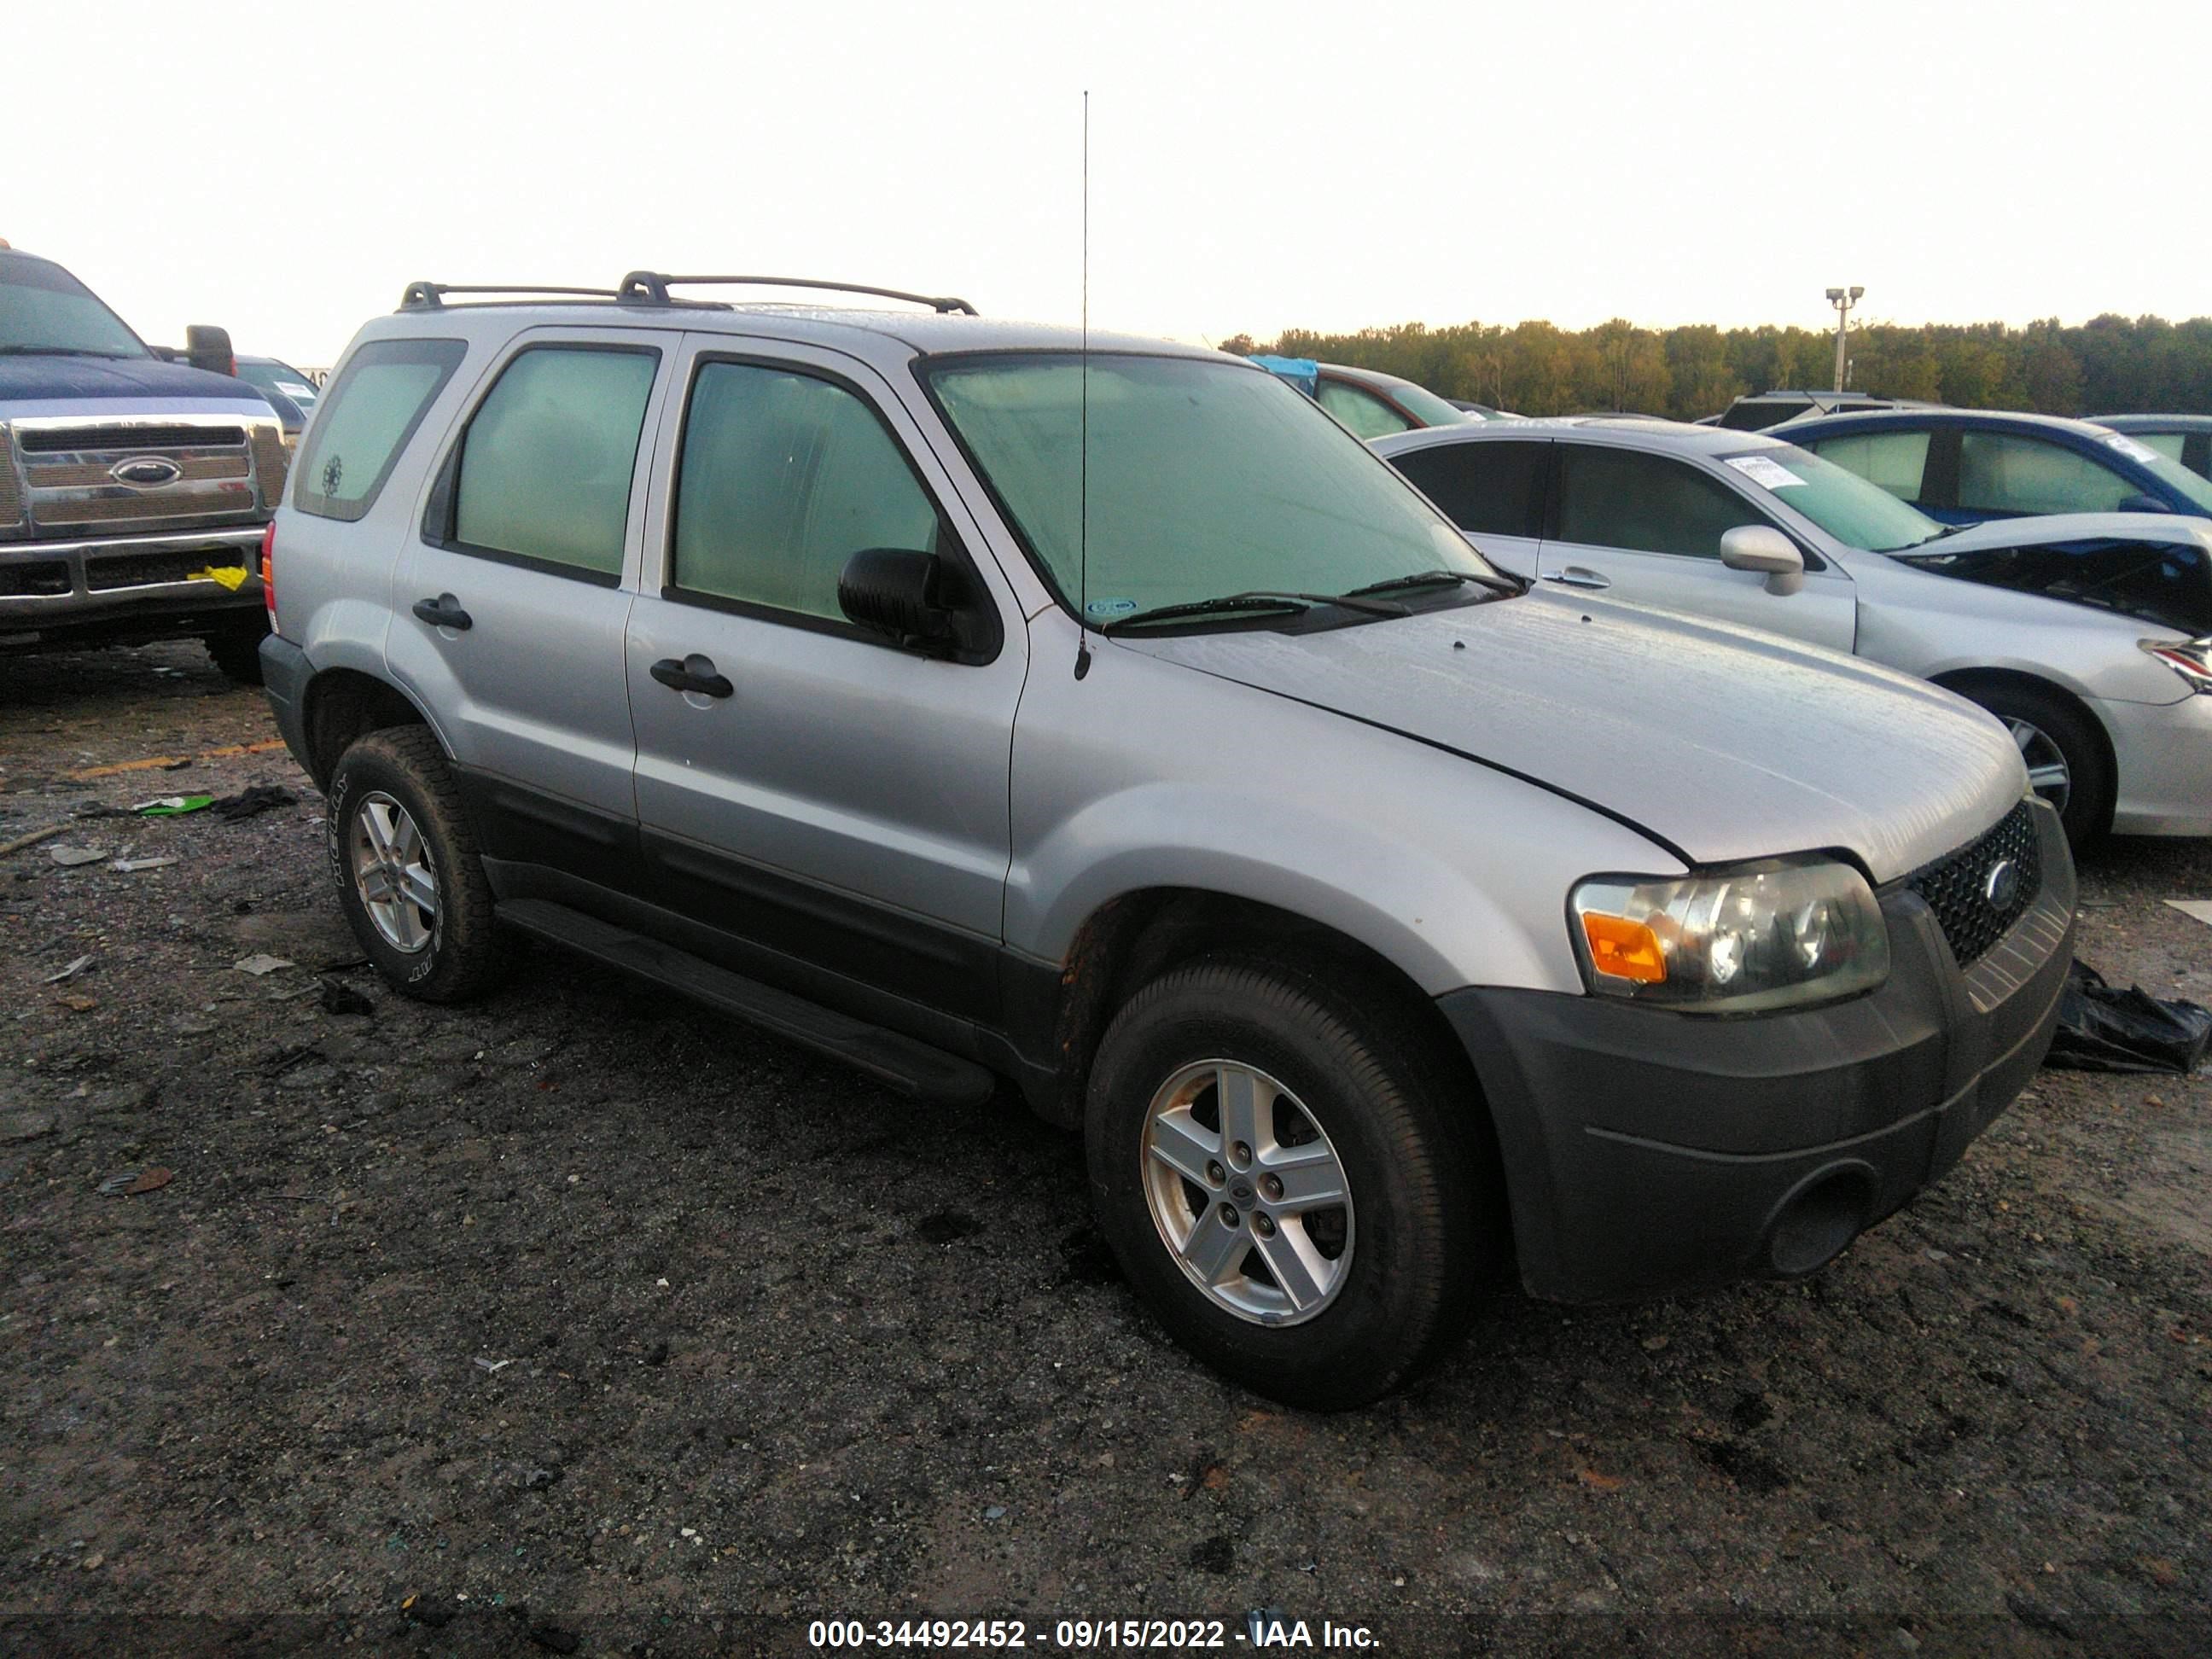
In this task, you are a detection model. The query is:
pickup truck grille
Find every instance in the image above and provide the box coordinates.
[8,417,276,537]
[1907,800,2042,969]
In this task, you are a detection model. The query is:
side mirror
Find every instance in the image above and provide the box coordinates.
[184,323,235,376]
[2117,493,2167,515]
[838,548,961,655]
[1719,524,1807,596]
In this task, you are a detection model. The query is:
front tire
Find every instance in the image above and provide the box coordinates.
[326,727,508,1003]
[1957,681,2112,846]
[1085,959,1496,1410]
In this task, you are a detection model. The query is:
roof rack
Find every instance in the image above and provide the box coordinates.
[399,281,625,311]
[616,271,979,316]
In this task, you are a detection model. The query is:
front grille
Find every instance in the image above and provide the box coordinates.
[23,455,251,488]
[84,547,248,591]
[0,450,20,534]
[250,424,289,509]
[37,488,255,527]
[17,425,246,452]
[0,560,69,597]
[1906,800,2042,968]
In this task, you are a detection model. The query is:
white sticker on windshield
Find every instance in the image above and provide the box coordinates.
[2103,432,2161,466]
[1725,454,1807,490]
[276,381,317,399]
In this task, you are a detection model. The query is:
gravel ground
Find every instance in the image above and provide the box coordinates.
[1,641,2207,1658]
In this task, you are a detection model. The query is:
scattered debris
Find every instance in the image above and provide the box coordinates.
[209,783,297,821]
[474,1357,513,1374]
[47,844,108,867]
[2046,960,2211,1074]
[317,977,375,1016]
[97,1167,174,1196]
[111,856,180,873]
[0,824,67,859]
[234,954,296,977]
[2164,899,2212,928]
[43,955,96,984]
[54,992,97,1013]
[132,795,212,816]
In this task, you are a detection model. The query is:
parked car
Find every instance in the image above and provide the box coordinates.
[1374,416,2212,843]
[1249,356,1473,439]
[2088,414,2212,480]
[1704,389,1941,431]
[0,246,284,680]
[1447,399,1520,420]
[1783,407,2212,526]
[262,276,2072,1407]
[234,354,322,440]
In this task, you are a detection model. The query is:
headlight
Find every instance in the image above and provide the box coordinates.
[2140,637,2212,695]
[1569,856,1889,1014]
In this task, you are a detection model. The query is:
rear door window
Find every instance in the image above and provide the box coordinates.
[1391,440,1549,538]
[439,345,659,579]
[1555,445,1762,558]
[1799,428,1931,503]
[294,337,466,521]
[1956,429,2137,516]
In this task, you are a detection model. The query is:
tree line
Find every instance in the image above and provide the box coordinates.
[1216,314,2212,421]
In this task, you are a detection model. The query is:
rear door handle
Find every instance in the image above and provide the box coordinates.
[411,593,473,630]
[650,654,735,699]
[1539,567,1612,591]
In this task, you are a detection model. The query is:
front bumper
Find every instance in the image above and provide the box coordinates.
[0,527,265,647]
[1443,799,2075,1303]
[2104,689,2212,837]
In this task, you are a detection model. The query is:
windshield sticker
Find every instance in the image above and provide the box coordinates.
[1084,597,1138,619]
[276,381,317,399]
[2103,433,2162,466]
[1725,454,1807,491]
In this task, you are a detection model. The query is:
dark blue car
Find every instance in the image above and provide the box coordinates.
[1781,407,2212,526]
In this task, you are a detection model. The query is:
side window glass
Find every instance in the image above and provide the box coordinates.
[449,346,658,578]
[1317,381,1412,439]
[2137,431,2187,464]
[1802,429,1930,502]
[1957,431,2136,515]
[1556,446,1761,558]
[672,361,943,621]
[294,338,466,521]
[1392,441,1547,537]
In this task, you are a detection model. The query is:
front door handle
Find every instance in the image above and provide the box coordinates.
[411,593,473,630]
[650,654,735,699]
[1539,566,1612,591]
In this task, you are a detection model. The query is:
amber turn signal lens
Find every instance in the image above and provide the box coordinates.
[1580,912,1667,983]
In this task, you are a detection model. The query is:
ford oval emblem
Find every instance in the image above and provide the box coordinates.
[1982,859,2020,911]
[110,456,183,487]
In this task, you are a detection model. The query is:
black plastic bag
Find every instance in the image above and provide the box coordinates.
[2043,959,2212,1074]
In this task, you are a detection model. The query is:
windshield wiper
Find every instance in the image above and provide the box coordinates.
[1099,590,1407,633]
[1345,568,1525,598]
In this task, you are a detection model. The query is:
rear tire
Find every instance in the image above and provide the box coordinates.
[1955,680,2111,846]
[327,727,508,1003]
[203,623,267,686]
[1084,958,1497,1410]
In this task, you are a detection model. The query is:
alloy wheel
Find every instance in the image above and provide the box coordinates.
[349,790,438,952]
[2006,718,2071,816]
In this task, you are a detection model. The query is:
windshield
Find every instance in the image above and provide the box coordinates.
[238,359,318,408]
[2124,444,2212,513]
[0,257,148,357]
[1382,379,1476,428]
[1720,444,1947,552]
[924,354,1499,625]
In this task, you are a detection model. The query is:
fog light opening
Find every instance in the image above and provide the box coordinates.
[1767,1168,1872,1278]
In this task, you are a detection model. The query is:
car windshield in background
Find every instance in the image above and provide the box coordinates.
[0,258,148,358]
[239,359,319,408]
[1722,444,1948,552]
[925,354,1499,626]
[1384,380,1477,428]
[2123,443,2212,514]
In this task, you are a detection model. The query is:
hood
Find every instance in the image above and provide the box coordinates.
[0,352,276,407]
[1892,513,2212,637]
[1115,591,2024,883]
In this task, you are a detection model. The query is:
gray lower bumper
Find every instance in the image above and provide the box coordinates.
[0,527,266,645]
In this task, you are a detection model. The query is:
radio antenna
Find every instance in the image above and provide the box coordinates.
[1074,90,1093,681]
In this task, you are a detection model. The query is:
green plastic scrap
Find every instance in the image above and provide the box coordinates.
[132,795,213,817]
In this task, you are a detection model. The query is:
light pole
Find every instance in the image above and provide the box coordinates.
[1825,286,1863,393]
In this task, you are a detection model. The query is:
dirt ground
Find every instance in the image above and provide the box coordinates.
[1,640,2206,1658]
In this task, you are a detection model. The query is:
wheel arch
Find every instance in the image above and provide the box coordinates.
[1927,666,2117,831]
[300,667,438,789]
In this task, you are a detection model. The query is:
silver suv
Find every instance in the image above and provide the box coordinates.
[259,274,2076,1408]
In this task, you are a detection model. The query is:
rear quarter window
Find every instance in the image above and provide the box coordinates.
[294,338,468,521]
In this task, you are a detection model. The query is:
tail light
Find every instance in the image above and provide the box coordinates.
[259,521,277,631]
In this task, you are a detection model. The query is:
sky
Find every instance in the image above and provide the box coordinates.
[9,0,2209,369]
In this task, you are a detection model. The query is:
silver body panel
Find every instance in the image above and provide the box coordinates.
[276,305,2034,998]
[1376,420,2212,837]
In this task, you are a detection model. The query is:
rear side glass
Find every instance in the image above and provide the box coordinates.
[294,338,466,521]
[1957,431,2135,515]
[448,346,658,579]
[1391,441,1548,538]
[1317,380,1412,439]
[1804,429,1930,501]
[2138,431,2187,464]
